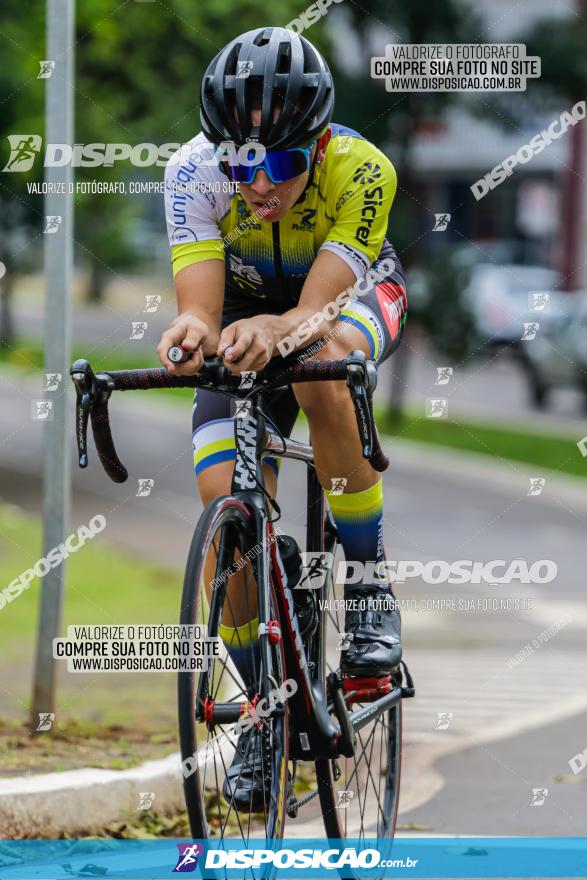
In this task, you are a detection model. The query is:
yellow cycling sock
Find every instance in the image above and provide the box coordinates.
[328,480,385,589]
[218,616,260,689]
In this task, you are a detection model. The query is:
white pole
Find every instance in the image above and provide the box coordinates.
[31,0,75,723]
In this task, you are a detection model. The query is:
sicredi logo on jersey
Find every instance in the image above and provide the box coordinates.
[352,163,384,246]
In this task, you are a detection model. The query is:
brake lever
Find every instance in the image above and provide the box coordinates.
[70,359,97,468]
[346,349,377,459]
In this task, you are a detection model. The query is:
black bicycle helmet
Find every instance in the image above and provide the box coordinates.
[200,27,334,150]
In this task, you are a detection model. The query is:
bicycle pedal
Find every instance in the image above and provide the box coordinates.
[342,674,392,706]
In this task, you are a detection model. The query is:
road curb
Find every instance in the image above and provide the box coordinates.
[0,752,184,838]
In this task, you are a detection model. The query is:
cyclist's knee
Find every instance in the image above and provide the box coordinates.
[197,462,278,505]
[293,371,349,418]
[314,325,370,363]
[293,330,368,417]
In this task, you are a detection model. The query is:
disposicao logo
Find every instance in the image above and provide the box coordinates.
[3,135,43,172]
[173,843,204,873]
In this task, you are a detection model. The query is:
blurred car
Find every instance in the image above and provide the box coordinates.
[462,263,560,347]
[518,292,587,409]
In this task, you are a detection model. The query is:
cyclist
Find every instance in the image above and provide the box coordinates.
[157,26,407,810]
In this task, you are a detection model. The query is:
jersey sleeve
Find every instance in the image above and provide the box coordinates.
[164,138,227,277]
[321,142,397,275]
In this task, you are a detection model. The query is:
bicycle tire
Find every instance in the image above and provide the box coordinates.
[313,510,403,842]
[178,495,289,841]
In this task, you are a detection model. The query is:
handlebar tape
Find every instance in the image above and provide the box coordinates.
[107,368,192,390]
[90,401,128,483]
[288,360,348,382]
[368,443,390,473]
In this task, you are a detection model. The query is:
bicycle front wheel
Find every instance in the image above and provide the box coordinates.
[178,496,288,841]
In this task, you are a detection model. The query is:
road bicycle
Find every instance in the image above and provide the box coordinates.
[70,349,415,856]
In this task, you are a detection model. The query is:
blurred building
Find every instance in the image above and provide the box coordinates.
[331,0,583,283]
[408,0,578,276]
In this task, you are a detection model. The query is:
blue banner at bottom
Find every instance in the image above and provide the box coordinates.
[0,838,586,879]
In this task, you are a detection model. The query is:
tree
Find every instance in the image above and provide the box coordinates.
[73,0,317,301]
[1,0,316,319]
[521,9,587,288]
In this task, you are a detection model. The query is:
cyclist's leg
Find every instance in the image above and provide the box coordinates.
[294,325,386,577]
[293,245,407,673]
[293,242,407,498]
[194,384,300,509]
[194,299,300,515]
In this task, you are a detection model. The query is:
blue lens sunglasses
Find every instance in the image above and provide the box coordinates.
[221,141,317,185]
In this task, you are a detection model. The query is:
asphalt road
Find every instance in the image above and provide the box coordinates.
[1,367,586,836]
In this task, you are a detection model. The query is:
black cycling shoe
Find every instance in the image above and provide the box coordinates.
[222,724,272,813]
[340,588,402,676]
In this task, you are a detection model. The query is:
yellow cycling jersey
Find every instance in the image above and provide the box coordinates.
[164,123,397,314]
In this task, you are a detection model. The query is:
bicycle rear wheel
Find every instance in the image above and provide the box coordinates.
[178,496,288,841]
[315,514,403,841]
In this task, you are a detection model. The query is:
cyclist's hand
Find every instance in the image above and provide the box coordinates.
[217,318,275,374]
[156,313,207,374]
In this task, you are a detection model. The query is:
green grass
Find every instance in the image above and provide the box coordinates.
[0,502,183,733]
[379,409,587,480]
[0,337,194,401]
[0,338,154,374]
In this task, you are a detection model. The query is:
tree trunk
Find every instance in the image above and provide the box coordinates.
[0,259,15,347]
[86,255,107,304]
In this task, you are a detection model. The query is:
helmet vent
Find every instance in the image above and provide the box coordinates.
[276,44,291,74]
[225,45,240,77]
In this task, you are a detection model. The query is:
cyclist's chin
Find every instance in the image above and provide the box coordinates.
[245,197,287,221]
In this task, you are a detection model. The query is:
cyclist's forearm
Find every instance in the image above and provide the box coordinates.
[174,260,224,351]
[264,306,335,350]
